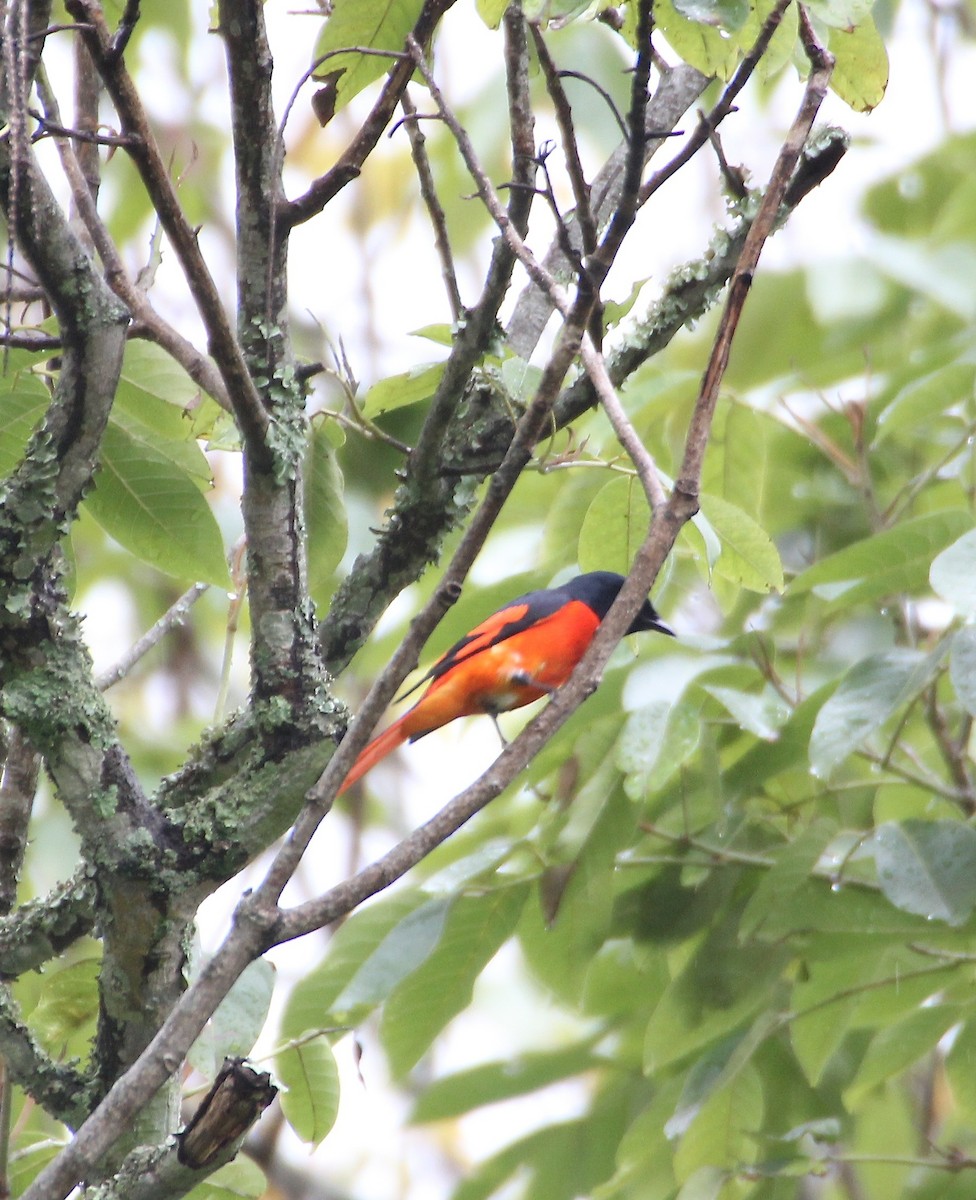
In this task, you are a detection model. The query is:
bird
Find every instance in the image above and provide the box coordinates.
[338,571,673,794]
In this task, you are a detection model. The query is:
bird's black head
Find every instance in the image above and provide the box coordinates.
[561,571,674,638]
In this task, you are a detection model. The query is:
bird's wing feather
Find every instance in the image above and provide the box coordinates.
[395,589,565,702]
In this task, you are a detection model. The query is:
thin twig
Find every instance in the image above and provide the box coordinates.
[398,90,463,322]
[67,0,269,450]
[529,29,598,257]
[281,1,457,227]
[95,584,209,693]
[33,67,233,410]
[638,0,795,206]
[580,334,667,511]
[29,112,134,148]
[405,34,565,314]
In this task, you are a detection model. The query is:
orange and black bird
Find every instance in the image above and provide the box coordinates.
[339,571,673,793]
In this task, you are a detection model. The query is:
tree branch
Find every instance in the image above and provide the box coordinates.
[33,66,232,411]
[398,89,463,322]
[65,0,271,465]
[0,985,90,1127]
[0,728,39,916]
[0,874,96,980]
[280,0,457,228]
[506,62,709,357]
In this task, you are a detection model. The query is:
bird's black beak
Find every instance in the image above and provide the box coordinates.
[628,601,675,638]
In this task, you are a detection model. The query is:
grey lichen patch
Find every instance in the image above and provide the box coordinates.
[154,708,262,813]
[0,874,97,979]
[264,408,307,488]
[244,316,306,486]
[2,646,117,766]
[172,738,335,878]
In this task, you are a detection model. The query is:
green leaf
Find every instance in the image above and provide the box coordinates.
[185,1158,267,1200]
[29,957,100,1053]
[112,348,214,487]
[381,885,528,1077]
[361,361,445,418]
[84,423,229,586]
[330,896,451,1019]
[410,323,455,345]
[868,235,976,321]
[500,356,543,404]
[845,1004,961,1104]
[739,821,837,940]
[828,17,889,114]
[751,877,940,941]
[931,528,976,615]
[789,510,971,597]
[945,1019,976,1121]
[578,475,651,577]
[617,700,701,797]
[119,339,204,407]
[188,959,275,1078]
[673,0,750,31]
[0,353,52,478]
[808,648,942,778]
[672,1061,763,1182]
[702,404,773,521]
[412,1040,601,1123]
[304,421,347,606]
[655,0,739,76]
[643,928,787,1074]
[675,1167,735,1200]
[872,820,976,926]
[699,494,784,593]
[790,953,870,1085]
[475,0,509,27]
[281,892,431,1038]
[665,1016,776,1142]
[805,0,876,28]
[874,361,976,443]
[700,684,789,740]
[863,130,976,238]
[312,0,425,112]
[276,1034,341,1147]
[111,398,213,489]
[950,626,976,716]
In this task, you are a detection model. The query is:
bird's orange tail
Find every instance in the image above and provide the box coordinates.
[338,715,410,794]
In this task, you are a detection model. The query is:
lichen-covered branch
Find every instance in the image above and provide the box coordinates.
[0,985,90,1127]
[0,875,96,979]
[216,0,328,719]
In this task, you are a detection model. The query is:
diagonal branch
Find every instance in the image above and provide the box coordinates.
[33,65,232,410]
[280,0,457,228]
[398,89,464,322]
[65,0,272,465]
[675,4,834,501]
[506,62,709,357]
